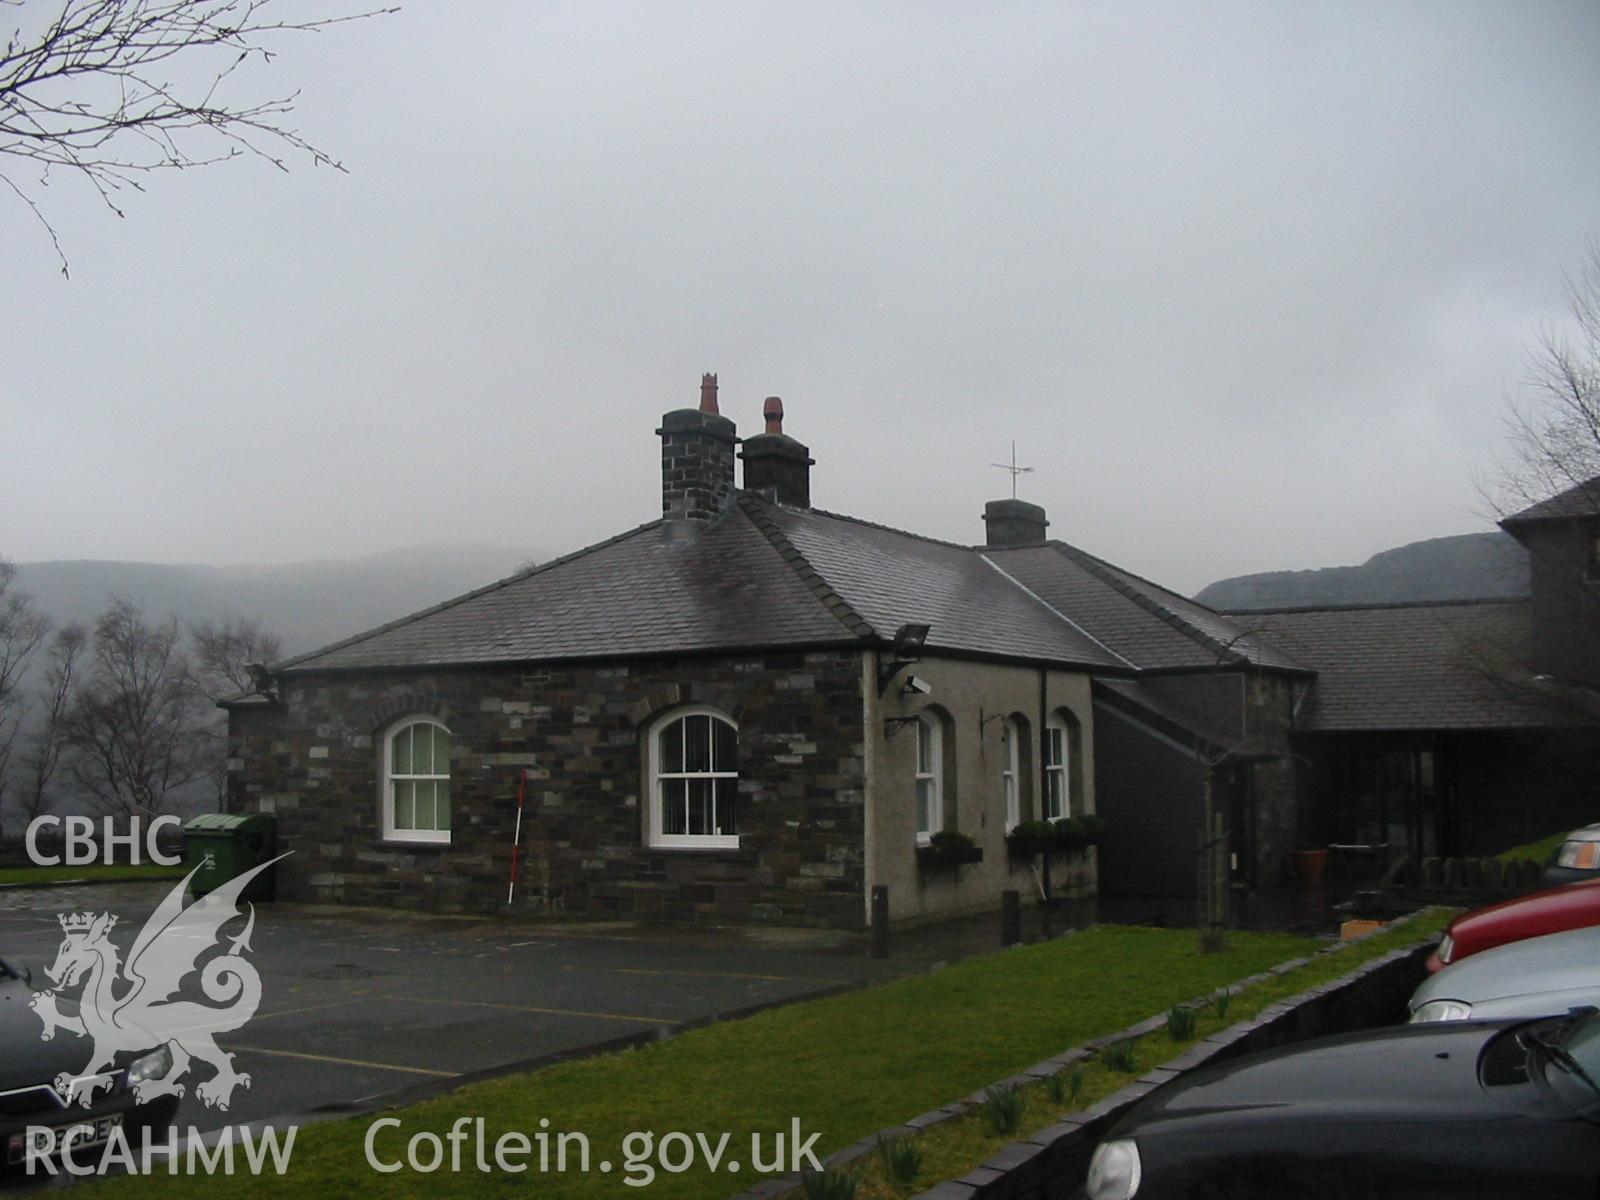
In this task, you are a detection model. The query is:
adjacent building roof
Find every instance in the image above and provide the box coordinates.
[1235,600,1568,731]
[984,542,1311,673]
[1501,474,1600,528]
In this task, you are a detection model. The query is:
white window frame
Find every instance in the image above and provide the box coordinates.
[380,716,452,844]
[1044,716,1069,821]
[647,705,740,850]
[1002,716,1021,832]
[914,714,941,845]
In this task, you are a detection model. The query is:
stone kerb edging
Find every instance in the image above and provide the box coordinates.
[726,913,1436,1200]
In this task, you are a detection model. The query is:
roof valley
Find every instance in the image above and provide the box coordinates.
[977,552,1139,669]
[1046,541,1246,665]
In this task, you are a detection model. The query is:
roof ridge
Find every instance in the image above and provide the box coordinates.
[977,553,1139,670]
[737,496,878,641]
[797,504,977,552]
[1043,540,1251,665]
[272,520,666,672]
[1225,597,1532,616]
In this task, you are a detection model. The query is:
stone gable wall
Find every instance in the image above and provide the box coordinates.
[227,650,867,928]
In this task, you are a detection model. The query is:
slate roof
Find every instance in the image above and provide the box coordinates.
[983,542,1311,673]
[276,496,1135,674]
[1502,475,1600,527]
[274,507,860,672]
[762,506,1130,670]
[1233,600,1567,731]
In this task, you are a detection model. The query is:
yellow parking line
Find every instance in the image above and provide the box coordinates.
[252,999,367,1022]
[405,996,674,1025]
[229,1046,454,1078]
[556,963,836,984]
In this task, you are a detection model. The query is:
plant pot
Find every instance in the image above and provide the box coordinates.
[1292,849,1329,884]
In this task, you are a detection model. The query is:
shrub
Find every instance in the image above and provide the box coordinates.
[983,1083,1023,1135]
[1045,1071,1067,1103]
[1069,1066,1085,1102]
[1051,816,1087,851]
[1006,820,1056,854]
[1166,1004,1197,1041]
[1213,988,1232,1021]
[801,1168,859,1200]
[1101,1038,1138,1073]
[876,1135,922,1187]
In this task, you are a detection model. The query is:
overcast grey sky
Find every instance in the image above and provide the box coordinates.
[4,2,1599,594]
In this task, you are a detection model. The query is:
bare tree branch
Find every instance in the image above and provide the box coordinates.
[189,612,281,804]
[1,0,394,274]
[1478,241,1600,722]
[1493,241,1600,518]
[61,597,207,819]
[12,620,86,831]
[0,557,49,833]
[189,612,280,700]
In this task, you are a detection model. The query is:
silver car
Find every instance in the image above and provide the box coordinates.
[1411,924,1600,1023]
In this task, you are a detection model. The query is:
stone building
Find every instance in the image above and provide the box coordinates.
[225,385,1600,925]
[224,377,1313,927]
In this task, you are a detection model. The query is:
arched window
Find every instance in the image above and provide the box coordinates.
[1044,714,1069,821]
[648,706,739,849]
[381,717,451,843]
[1044,709,1084,820]
[1001,716,1022,831]
[914,714,941,844]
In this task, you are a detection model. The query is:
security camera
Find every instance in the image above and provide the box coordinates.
[902,676,933,696]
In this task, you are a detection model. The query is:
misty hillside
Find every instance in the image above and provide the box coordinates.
[13,543,540,657]
[1195,531,1530,611]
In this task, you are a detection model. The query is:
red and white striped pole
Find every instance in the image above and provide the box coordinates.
[506,768,527,906]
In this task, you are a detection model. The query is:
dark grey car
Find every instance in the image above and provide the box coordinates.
[0,954,179,1177]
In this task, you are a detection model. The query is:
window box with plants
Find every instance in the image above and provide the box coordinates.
[1005,819,1058,859]
[916,830,984,872]
[1007,814,1107,859]
[1052,813,1107,852]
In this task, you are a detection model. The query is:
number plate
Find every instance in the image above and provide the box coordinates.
[6,1112,124,1166]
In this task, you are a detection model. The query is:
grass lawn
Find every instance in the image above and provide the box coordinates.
[88,925,1327,1198]
[843,910,1453,1198]
[1495,830,1568,865]
[0,863,186,887]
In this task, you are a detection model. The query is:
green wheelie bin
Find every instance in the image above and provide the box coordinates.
[182,812,277,900]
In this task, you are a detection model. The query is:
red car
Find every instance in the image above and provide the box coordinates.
[1427,876,1600,972]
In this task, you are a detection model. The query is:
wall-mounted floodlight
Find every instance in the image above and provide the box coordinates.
[878,622,931,694]
[245,662,278,700]
[891,623,930,658]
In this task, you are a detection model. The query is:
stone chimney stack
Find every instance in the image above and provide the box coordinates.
[658,373,739,527]
[983,498,1050,547]
[739,396,814,508]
